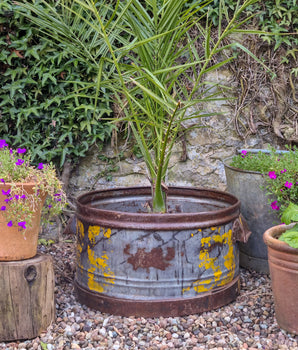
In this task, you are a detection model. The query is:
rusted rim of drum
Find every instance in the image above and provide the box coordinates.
[75,277,240,317]
[76,186,240,230]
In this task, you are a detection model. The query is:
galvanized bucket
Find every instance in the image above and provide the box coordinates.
[224,157,280,274]
[75,186,248,317]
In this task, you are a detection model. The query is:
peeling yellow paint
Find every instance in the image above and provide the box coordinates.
[88,225,112,243]
[88,225,100,245]
[87,245,115,293]
[187,228,235,294]
[76,220,84,254]
[88,266,104,292]
[218,229,235,286]
[182,285,191,294]
[193,277,216,293]
[76,220,84,242]
[103,228,111,238]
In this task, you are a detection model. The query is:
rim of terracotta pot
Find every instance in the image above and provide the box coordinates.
[0,181,46,193]
[0,180,40,185]
[0,181,47,208]
[263,223,297,254]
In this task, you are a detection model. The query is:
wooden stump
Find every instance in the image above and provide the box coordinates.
[0,254,55,341]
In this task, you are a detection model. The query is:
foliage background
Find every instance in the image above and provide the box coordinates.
[0,0,113,173]
[0,0,297,176]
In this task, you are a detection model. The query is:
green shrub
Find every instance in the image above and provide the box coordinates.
[0,0,113,169]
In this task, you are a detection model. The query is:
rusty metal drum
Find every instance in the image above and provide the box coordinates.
[75,186,246,317]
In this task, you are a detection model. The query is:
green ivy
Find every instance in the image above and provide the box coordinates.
[0,0,113,169]
[247,0,298,52]
[185,0,298,54]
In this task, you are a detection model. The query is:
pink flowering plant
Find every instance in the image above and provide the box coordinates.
[0,139,67,233]
[230,146,297,248]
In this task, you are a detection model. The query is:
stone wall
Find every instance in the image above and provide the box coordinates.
[68,70,282,198]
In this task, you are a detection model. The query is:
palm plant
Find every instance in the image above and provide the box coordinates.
[19,0,266,212]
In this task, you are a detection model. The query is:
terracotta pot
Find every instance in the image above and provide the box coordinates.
[0,182,46,261]
[263,224,298,334]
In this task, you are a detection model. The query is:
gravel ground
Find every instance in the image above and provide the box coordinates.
[1,239,297,350]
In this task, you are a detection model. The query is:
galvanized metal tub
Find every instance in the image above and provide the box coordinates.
[224,157,279,274]
[75,186,246,317]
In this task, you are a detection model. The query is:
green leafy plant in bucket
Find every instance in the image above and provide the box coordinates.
[230,147,297,216]
[19,0,272,213]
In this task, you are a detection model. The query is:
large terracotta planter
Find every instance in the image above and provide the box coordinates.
[263,224,298,334]
[0,182,46,261]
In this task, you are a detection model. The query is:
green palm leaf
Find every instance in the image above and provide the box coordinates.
[19,0,273,212]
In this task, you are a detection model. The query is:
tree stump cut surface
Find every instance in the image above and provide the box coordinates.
[0,254,55,341]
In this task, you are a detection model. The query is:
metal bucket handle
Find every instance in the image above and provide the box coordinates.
[232,214,252,243]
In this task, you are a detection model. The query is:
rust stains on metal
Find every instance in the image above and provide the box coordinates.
[124,244,175,271]
[75,277,240,317]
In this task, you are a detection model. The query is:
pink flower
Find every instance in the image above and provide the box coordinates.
[271,201,280,210]
[15,159,24,166]
[7,221,13,227]
[1,206,6,211]
[281,169,287,174]
[268,171,277,179]
[285,181,293,189]
[241,150,247,158]
[0,139,8,148]
[17,148,26,154]
[37,163,44,170]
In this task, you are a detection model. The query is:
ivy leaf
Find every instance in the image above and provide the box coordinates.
[279,224,298,249]
[281,203,298,225]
